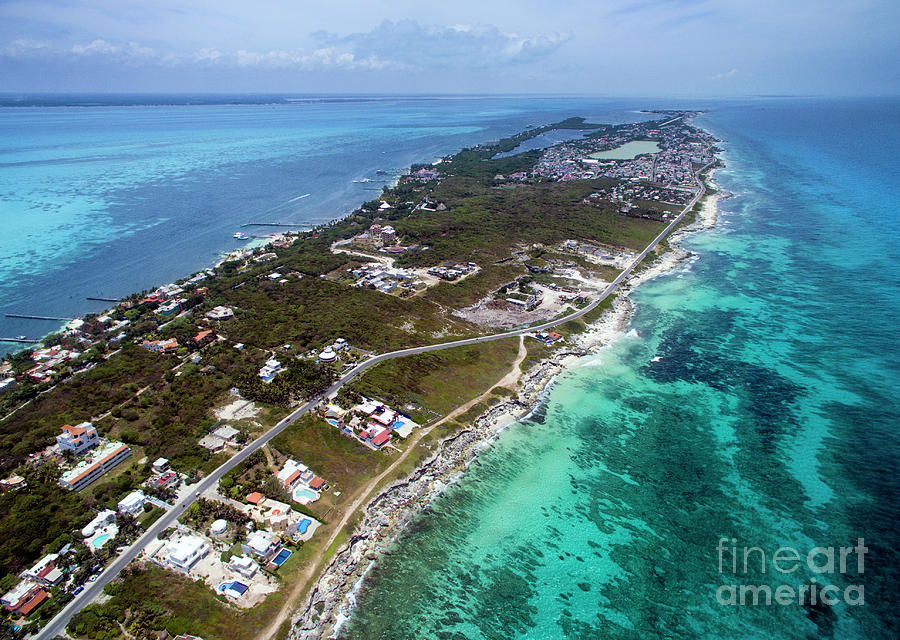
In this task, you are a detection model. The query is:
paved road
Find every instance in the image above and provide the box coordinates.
[35,165,709,640]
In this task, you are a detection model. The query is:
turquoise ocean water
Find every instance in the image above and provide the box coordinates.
[341,99,900,639]
[2,96,896,638]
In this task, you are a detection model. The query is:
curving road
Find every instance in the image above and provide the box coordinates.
[35,163,710,640]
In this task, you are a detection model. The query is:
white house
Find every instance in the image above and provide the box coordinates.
[205,306,235,321]
[23,554,63,587]
[152,457,170,473]
[117,490,145,515]
[259,358,283,383]
[228,555,258,579]
[167,536,209,573]
[242,530,282,563]
[56,422,99,454]
[81,509,117,538]
[276,459,308,489]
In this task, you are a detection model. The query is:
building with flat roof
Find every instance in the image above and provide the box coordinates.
[56,422,99,455]
[242,530,282,564]
[59,441,132,491]
[23,554,63,587]
[167,536,209,573]
[118,490,145,515]
[228,555,258,579]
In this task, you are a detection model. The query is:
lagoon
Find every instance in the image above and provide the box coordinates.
[589,139,661,160]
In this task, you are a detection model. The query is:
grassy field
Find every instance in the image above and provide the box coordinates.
[349,337,521,424]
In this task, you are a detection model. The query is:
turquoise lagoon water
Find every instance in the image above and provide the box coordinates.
[341,99,900,639]
[0,95,659,353]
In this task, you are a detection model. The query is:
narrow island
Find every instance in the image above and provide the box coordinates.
[0,111,722,640]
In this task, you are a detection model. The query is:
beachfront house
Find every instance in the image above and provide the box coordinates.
[81,509,116,538]
[56,422,99,455]
[167,535,210,573]
[276,459,307,489]
[1,582,49,617]
[228,555,259,579]
[242,530,282,564]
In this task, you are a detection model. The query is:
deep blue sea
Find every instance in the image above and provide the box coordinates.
[2,96,897,638]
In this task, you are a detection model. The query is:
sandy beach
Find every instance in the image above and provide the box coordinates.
[287,168,724,640]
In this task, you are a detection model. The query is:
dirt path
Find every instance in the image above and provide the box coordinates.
[258,336,526,640]
[262,444,279,474]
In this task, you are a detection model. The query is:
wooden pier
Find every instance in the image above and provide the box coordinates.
[86,297,121,302]
[5,314,74,321]
[240,222,298,228]
[0,337,40,344]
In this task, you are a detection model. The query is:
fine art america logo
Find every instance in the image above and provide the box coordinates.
[715,538,867,607]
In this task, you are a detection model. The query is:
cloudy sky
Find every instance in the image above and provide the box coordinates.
[1,0,897,95]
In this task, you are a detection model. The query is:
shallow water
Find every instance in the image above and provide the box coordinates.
[341,98,900,640]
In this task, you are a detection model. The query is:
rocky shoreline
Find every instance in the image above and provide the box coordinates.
[289,170,724,640]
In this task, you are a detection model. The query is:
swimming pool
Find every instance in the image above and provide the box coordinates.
[297,518,311,535]
[219,581,248,595]
[325,418,339,426]
[292,487,318,503]
[91,534,110,549]
[272,549,292,566]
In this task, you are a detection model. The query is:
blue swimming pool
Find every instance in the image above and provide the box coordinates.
[292,487,318,503]
[219,581,248,595]
[91,534,111,549]
[297,518,311,535]
[326,418,339,426]
[272,549,292,566]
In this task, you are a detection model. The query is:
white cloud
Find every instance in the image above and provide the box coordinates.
[0,38,49,57]
[313,19,570,70]
[709,68,738,80]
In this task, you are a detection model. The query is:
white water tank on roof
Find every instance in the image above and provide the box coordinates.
[211,519,228,535]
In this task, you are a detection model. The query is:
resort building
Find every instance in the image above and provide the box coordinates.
[205,306,235,321]
[117,490,146,515]
[23,554,64,587]
[242,530,282,564]
[167,535,210,573]
[56,422,99,454]
[59,441,132,491]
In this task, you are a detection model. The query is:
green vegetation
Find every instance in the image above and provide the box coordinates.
[350,338,520,424]
[68,565,286,640]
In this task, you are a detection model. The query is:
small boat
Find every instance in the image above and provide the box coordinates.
[15,335,26,340]
[352,178,372,183]
[233,232,249,240]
